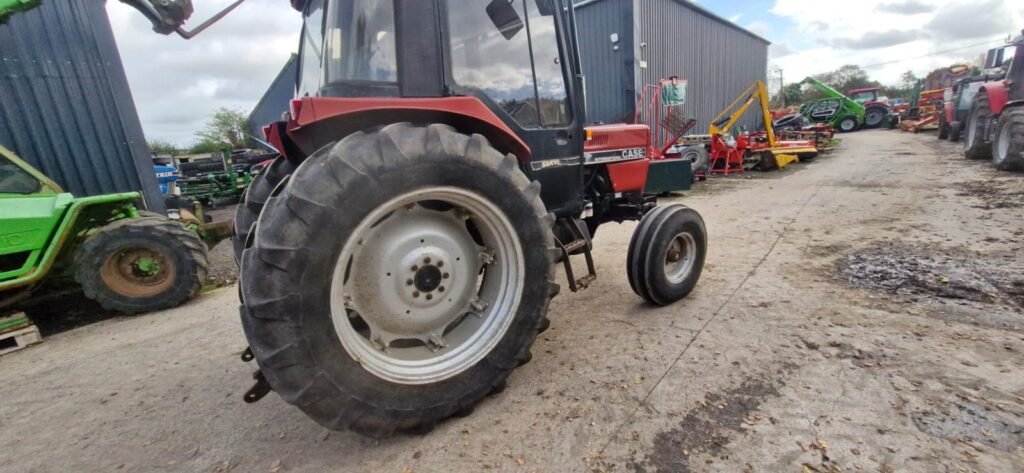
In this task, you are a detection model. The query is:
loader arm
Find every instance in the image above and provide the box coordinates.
[0,0,40,24]
[1,0,246,39]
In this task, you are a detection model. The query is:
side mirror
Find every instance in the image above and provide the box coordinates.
[487,0,524,40]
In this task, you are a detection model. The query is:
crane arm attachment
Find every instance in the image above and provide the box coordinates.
[708,81,778,147]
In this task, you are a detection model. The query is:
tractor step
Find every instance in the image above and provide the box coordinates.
[0,323,42,356]
[554,218,597,292]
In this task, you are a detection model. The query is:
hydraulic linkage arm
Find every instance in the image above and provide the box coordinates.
[0,0,246,39]
[119,0,247,39]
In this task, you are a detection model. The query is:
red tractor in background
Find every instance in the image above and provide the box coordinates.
[848,87,893,129]
[238,0,708,437]
[964,31,1024,171]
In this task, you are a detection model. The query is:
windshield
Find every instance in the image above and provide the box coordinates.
[0,155,41,195]
[297,0,397,97]
[850,91,875,104]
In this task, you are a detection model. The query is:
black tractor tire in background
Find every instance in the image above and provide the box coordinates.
[864,105,888,129]
[949,121,963,142]
[239,123,558,437]
[938,112,949,139]
[626,204,707,306]
[992,107,1024,171]
[837,116,859,133]
[679,145,710,175]
[965,94,994,160]
[74,217,209,315]
[232,156,297,265]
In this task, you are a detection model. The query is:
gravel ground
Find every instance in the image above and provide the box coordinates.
[1,130,1022,472]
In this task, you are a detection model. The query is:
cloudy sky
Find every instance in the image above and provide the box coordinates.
[107,0,1024,147]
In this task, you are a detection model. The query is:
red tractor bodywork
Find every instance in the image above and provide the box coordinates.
[267,97,659,199]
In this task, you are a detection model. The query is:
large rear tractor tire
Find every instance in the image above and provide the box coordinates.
[626,204,707,306]
[232,156,297,264]
[938,112,949,139]
[864,105,888,129]
[993,107,1024,172]
[965,94,993,160]
[239,123,558,437]
[837,116,859,133]
[74,217,209,315]
[949,120,963,142]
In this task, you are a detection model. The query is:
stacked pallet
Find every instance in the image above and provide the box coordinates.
[0,312,42,356]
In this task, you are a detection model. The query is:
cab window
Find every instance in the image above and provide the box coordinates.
[297,0,326,97]
[446,0,571,128]
[0,155,41,195]
[324,0,398,84]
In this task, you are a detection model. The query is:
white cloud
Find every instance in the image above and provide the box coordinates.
[770,0,1024,84]
[107,0,302,146]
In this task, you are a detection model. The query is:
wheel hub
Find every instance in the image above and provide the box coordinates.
[413,264,444,293]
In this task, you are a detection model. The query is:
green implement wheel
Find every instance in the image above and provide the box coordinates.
[74,217,209,315]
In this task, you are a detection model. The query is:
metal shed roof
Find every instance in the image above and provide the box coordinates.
[574,0,772,45]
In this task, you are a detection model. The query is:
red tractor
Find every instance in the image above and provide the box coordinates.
[235,0,708,437]
[848,87,893,129]
[964,31,1024,171]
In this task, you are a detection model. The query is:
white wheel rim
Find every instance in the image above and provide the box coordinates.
[329,187,524,385]
[996,121,1010,162]
[664,232,697,284]
[967,112,978,147]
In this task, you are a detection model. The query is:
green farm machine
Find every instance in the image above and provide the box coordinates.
[0,146,212,315]
[799,77,866,133]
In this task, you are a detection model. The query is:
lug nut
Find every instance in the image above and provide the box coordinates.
[424,257,432,264]
[443,273,450,279]
[437,260,444,267]
[406,279,414,286]
[412,265,419,271]
[413,291,420,298]
[439,286,445,293]
[426,294,434,301]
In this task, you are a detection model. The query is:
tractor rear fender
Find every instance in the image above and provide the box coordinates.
[0,193,140,293]
[980,81,1010,115]
[286,96,532,162]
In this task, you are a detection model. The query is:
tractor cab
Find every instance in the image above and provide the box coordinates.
[849,87,886,105]
[289,0,588,216]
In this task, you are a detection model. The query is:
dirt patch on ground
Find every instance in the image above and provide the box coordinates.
[956,181,1024,210]
[836,243,1024,308]
[628,376,784,473]
[912,401,1024,452]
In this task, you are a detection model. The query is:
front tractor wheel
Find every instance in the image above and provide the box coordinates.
[239,124,557,437]
[627,204,707,306]
[74,218,209,314]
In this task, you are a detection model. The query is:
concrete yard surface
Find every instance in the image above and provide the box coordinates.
[1,130,1023,472]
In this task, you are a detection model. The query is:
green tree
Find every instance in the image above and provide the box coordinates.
[780,82,803,107]
[194,107,251,150]
[148,139,179,156]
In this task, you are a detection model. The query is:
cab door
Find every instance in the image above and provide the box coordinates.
[441,0,585,217]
